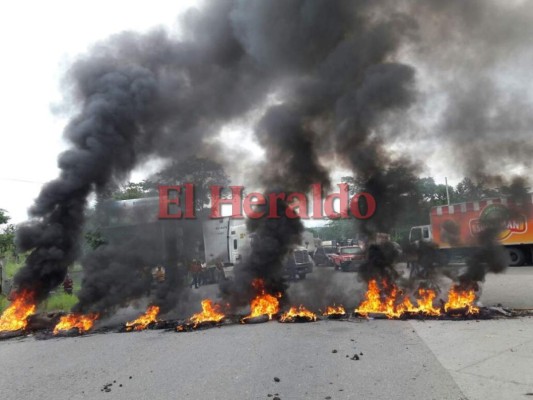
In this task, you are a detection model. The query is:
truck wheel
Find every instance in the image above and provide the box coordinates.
[299,274,307,280]
[507,248,525,266]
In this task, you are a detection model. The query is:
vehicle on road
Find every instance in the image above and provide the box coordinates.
[203,218,314,280]
[409,195,533,266]
[282,246,314,280]
[312,245,338,266]
[330,246,365,272]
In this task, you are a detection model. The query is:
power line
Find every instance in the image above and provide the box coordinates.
[0,178,46,184]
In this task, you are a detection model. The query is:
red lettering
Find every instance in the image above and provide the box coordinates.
[210,186,244,218]
[350,192,376,219]
[159,185,182,219]
[243,192,266,219]
[286,192,309,219]
[324,183,349,219]
[311,183,324,219]
[184,183,195,219]
[267,192,286,218]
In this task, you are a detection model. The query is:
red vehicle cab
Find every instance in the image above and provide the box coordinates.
[331,246,365,272]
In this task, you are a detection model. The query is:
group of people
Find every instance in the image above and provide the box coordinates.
[188,259,226,289]
[57,260,220,296]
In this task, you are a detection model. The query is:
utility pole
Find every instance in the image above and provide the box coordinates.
[445,177,450,205]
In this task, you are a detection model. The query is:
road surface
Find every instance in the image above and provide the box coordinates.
[0,267,532,400]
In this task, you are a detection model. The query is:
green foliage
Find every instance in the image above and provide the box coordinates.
[112,181,153,200]
[1,293,79,313]
[416,177,453,205]
[103,156,230,212]
[315,219,360,242]
[454,177,505,202]
[4,256,23,278]
[498,177,530,203]
[84,230,107,250]
[146,156,230,213]
[340,176,362,195]
[0,210,15,256]
[0,224,15,255]
[42,293,78,312]
[0,296,7,312]
[0,209,9,225]
[1,271,80,312]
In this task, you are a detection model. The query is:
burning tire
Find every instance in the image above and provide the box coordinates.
[0,330,25,341]
[240,314,270,324]
[176,320,223,332]
[279,315,316,323]
[325,313,346,320]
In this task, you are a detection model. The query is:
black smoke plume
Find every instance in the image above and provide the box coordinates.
[15,64,158,303]
[224,1,419,307]
[13,0,268,307]
[11,0,532,312]
[458,177,530,284]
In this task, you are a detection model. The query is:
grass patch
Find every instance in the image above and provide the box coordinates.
[0,295,7,313]
[0,292,79,314]
[0,254,81,313]
[40,292,79,312]
[4,257,24,278]
[1,254,82,313]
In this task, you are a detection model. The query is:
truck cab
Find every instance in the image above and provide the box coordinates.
[409,225,433,244]
[203,218,314,280]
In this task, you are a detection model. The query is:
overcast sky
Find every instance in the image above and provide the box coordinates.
[0,1,199,223]
[2,1,528,225]
[0,0,347,225]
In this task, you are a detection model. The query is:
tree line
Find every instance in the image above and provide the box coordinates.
[310,176,529,244]
[1,159,528,256]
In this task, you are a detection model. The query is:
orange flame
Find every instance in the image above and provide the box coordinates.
[189,299,225,327]
[323,305,346,316]
[53,313,99,335]
[355,280,441,318]
[411,288,441,316]
[356,279,482,318]
[0,290,36,332]
[243,279,280,321]
[280,305,317,322]
[355,279,407,318]
[125,305,160,331]
[444,285,479,314]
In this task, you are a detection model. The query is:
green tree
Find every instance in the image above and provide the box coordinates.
[146,156,230,214]
[0,209,9,225]
[416,177,453,204]
[84,230,107,250]
[112,181,153,200]
[0,210,15,255]
[340,176,363,195]
[317,219,360,242]
[498,177,530,203]
[455,177,499,202]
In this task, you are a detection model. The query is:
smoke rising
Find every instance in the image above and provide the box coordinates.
[11,0,533,312]
[15,64,158,303]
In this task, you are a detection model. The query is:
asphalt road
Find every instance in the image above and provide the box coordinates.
[286,264,533,310]
[0,320,465,400]
[0,266,532,400]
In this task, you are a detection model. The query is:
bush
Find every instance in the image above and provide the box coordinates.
[40,293,79,312]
